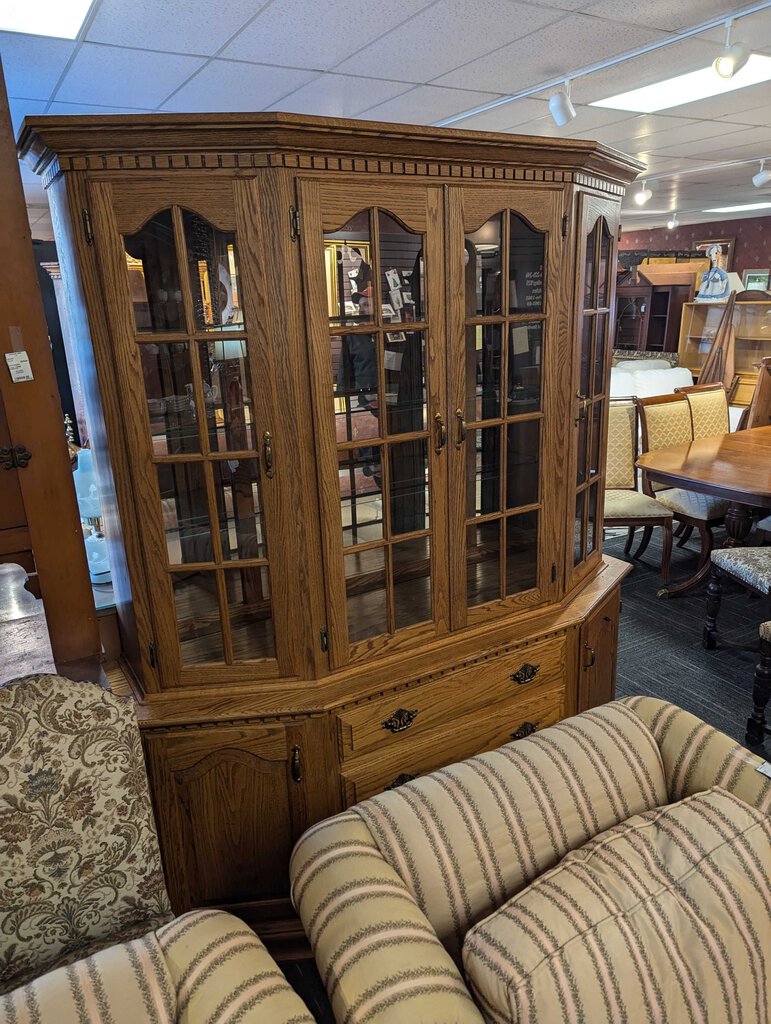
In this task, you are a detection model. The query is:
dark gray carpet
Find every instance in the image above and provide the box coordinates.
[606,526,768,752]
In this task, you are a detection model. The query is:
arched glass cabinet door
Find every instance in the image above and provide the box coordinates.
[298,180,448,668]
[568,193,619,590]
[447,187,562,630]
[88,181,298,685]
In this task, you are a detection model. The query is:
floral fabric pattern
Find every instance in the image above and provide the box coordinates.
[712,547,771,594]
[0,674,172,994]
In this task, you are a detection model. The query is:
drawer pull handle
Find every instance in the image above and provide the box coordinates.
[511,662,540,685]
[382,708,418,733]
[583,643,596,669]
[386,772,417,790]
[290,745,302,783]
[455,408,467,449]
[510,721,538,741]
[263,431,274,478]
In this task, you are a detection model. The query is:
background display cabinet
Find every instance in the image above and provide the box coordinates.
[20,113,640,950]
[678,299,771,406]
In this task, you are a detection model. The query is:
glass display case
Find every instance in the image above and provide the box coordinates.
[678,300,771,405]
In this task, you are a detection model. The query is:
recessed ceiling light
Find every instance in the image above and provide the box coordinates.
[591,54,771,113]
[0,0,93,39]
[702,202,771,213]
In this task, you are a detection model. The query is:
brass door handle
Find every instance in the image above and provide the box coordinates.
[575,392,590,425]
[510,721,538,741]
[434,413,446,454]
[583,642,596,669]
[455,408,467,449]
[290,745,302,783]
[262,431,274,478]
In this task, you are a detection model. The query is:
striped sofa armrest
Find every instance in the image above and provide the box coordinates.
[622,696,771,814]
[290,812,484,1024]
[156,910,314,1024]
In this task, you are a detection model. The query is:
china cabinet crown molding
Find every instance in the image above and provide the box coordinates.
[21,112,639,952]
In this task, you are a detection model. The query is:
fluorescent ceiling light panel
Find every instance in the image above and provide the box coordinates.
[0,0,93,39]
[702,201,771,212]
[591,54,771,113]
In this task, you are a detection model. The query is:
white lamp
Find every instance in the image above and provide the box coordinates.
[714,20,750,79]
[753,160,771,187]
[548,79,576,127]
[633,180,653,206]
[666,213,680,230]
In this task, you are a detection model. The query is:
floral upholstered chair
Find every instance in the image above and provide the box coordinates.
[0,675,314,1023]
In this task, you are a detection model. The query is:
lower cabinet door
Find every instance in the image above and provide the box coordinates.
[577,584,621,712]
[142,719,337,915]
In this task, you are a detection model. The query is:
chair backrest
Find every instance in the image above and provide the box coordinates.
[674,382,730,438]
[605,398,637,490]
[0,674,172,994]
[635,392,693,492]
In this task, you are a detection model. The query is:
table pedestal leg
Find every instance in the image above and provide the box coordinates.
[724,503,754,547]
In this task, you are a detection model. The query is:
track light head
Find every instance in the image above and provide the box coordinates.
[753,160,771,188]
[633,180,653,206]
[548,79,576,127]
[667,213,679,230]
[714,20,750,78]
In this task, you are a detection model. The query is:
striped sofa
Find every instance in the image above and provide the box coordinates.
[290,697,771,1024]
[2,909,315,1023]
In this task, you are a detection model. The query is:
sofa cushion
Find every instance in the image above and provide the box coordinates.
[353,702,667,959]
[463,787,771,1024]
[1,931,176,1024]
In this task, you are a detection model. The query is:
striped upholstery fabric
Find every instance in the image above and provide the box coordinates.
[353,703,667,960]
[1,932,176,1024]
[290,813,483,1024]
[622,696,771,813]
[157,910,315,1024]
[463,786,771,1024]
[2,911,315,1024]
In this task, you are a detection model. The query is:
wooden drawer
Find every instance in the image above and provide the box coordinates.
[341,681,564,806]
[336,633,566,762]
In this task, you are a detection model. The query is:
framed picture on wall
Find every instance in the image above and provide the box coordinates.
[742,269,770,291]
[694,238,735,271]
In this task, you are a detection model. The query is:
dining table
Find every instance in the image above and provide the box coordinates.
[636,425,771,598]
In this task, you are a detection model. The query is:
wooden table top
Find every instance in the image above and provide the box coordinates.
[637,425,771,505]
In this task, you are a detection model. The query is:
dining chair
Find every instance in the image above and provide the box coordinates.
[746,620,771,747]
[673,382,730,439]
[604,397,673,581]
[636,393,729,570]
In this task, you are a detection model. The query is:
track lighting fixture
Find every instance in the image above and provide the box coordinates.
[633,180,653,206]
[666,213,680,230]
[753,159,771,187]
[714,19,750,79]
[548,79,576,127]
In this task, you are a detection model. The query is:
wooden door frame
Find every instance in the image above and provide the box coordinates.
[0,61,99,669]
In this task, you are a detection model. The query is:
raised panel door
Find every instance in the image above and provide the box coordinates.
[299,181,449,667]
[88,179,301,685]
[447,187,564,628]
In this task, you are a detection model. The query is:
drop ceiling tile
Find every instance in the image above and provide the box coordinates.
[630,120,751,154]
[160,59,317,112]
[452,97,549,131]
[582,0,732,32]
[9,98,47,135]
[222,0,434,71]
[434,14,666,93]
[596,114,698,146]
[359,84,506,125]
[47,101,152,114]
[653,125,771,158]
[700,8,771,52]
[266,74,413,117]
[87,0,266,56]
[0,32,76,99]
[55,43,206,107]
[561,105,636,136]
[667,81,771,120]
[337,0,565,84]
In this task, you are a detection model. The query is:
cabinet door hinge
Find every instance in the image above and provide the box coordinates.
[551,561,557,583]
[320,627,329,652]
[289,205,300,241]
[148,640,157,668]
[561,213,568,240]
[82,208,94,246]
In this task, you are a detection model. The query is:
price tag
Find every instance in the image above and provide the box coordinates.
[5,351,34,383]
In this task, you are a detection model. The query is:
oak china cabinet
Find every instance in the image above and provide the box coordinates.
[19,113,640,949]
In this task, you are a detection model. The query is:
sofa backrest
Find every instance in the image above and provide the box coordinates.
[352,702,668,959]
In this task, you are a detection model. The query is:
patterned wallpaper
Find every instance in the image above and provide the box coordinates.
[620,214,771,275]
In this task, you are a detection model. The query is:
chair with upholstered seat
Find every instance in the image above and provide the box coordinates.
[0,674,314,1023]
[703,547,771,650]
[746,621,771,747]
[673,381,730,438]
[603,398,673,581]
[636,392,728,570]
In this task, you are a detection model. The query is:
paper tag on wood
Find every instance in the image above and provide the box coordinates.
[5,351,34,383]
